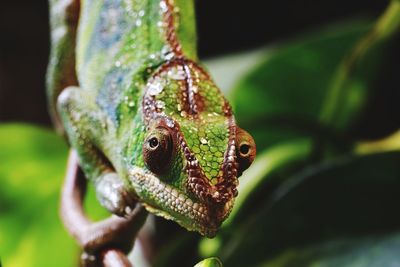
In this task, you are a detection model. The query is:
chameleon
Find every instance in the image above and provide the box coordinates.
[47,0,255,255]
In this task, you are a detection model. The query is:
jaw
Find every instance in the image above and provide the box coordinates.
[128,166,235,237]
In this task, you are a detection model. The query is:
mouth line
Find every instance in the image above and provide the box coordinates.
[128,166,234,236]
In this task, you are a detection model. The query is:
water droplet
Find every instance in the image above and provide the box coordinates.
[156,100,165,109]
[200,138,208,145]
[159,1,168,12]
[168,68,185,80]
[165,118,175,128]
[148,81,164,96]
[165,52,174,61]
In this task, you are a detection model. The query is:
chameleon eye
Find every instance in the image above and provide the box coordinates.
[235,127,256,175]
[143,127,174,175]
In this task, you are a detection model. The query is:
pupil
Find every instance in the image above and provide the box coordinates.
[240,143,250,155]
[149,137,159,148]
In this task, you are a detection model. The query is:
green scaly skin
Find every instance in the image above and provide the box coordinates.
[48,0,256,238]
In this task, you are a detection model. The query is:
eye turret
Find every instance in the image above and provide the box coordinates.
[143,126,175,175]
[235,127,256,176]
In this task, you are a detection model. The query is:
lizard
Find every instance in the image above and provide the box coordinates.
[47,0,256,263]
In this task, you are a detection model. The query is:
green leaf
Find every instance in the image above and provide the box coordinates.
[261,232,400,267]
[199,139,313,259]
[0,123,75,267]
[0,123,108,267]
[230,21,371,151]
[194,257,223,267]
[215,151,400,267]
[225,139,312,225]
[319,0,400,135]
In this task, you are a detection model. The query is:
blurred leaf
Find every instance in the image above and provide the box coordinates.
[215,151,400,267]
[200,139,313,260]
[0,123,75,267]
[226,139,312,225]
[205,49,267,94]
[153,231,200,267]
[356,130,400,154]
[0,123,108,267]
[194,257,223,267]
[261,232,400,267]
[230,21,370,151]
[230,18,400,152]
[319,0,400,134]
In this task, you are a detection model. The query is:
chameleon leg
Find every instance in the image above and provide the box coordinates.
[47,0,80,133]
[61,150,148,266]
[57,86,136,216]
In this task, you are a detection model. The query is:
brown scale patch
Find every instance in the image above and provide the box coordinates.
[180,61,208,117]
[161,0,183,57]
[143,58,209,121]
[182,63,196,116]
[193,92,206,114]
[216,116,239,202]
[223,99,233,117]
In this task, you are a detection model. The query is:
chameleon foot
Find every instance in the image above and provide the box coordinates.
[95,172,137,217]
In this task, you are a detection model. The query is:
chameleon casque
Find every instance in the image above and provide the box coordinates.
[47,0,256,261]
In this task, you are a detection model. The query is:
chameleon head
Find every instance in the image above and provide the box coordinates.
[128,58,255,237]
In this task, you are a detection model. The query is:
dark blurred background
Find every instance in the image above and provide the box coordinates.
[0,0,389,127]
